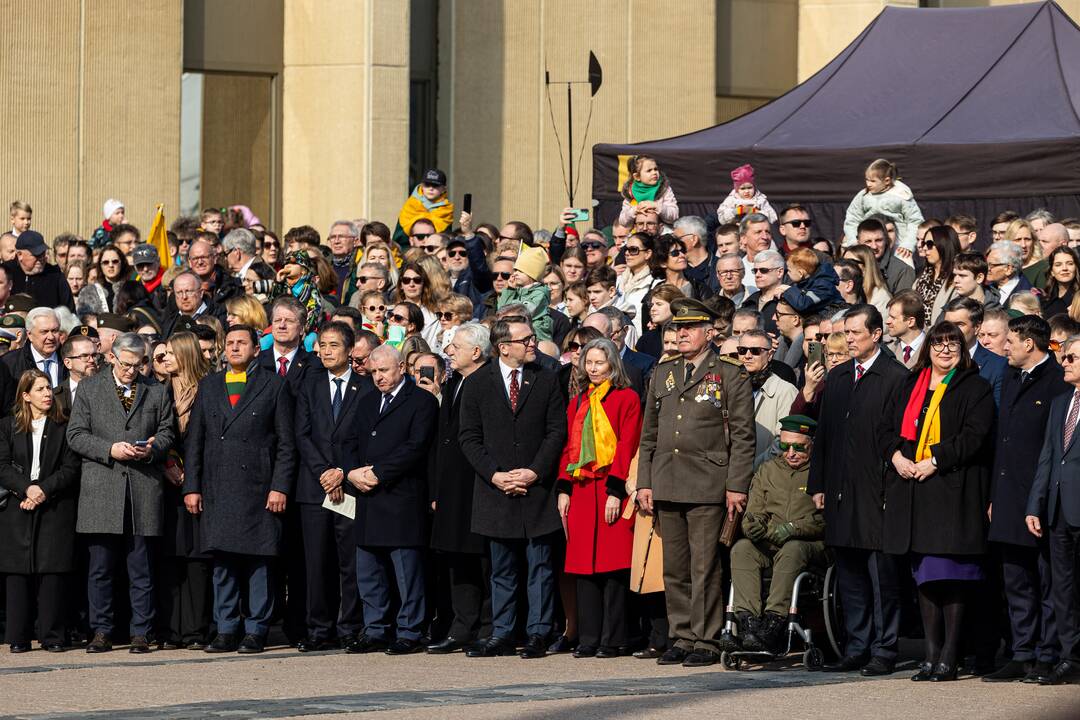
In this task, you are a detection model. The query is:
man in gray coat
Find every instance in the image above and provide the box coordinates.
[67,332,176,653]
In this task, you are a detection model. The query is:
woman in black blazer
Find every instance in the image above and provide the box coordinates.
[883,321,995,682]
[0,369,81,652]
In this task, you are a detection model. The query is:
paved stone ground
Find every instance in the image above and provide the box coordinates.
[1,642,1079,720]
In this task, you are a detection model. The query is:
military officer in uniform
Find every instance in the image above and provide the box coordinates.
[636,298,756,667]
[722,415,827,654]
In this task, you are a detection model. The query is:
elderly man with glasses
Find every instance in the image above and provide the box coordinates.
[745,250,787,336]
[734,329,798,468]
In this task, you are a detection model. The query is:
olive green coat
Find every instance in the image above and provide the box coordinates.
[742,455,825,542]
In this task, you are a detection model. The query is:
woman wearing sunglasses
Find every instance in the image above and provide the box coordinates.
[615,233,658,338]
[435,293,474,355]
[912,226,961,325]
[77,244,132,315]
[649,234,707,301]
[882,321,994,682]
[388,301,425,341]
[394,261,442,349]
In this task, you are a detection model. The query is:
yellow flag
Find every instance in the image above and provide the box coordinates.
[147,204,172,271]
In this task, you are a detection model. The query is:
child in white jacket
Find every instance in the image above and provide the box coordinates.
[843,158,924,263]
[716,164,777,224]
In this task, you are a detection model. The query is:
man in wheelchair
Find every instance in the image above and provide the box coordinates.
[725,415,827,654]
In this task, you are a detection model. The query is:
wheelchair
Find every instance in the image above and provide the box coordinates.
[719,563,846,671]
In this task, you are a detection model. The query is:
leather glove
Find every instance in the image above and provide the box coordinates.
[746,519,768,542]
[766,522,795,546]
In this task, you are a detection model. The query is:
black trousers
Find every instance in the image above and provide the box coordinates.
[1000,543,1059,663]
[299,503,362,642]
[157,558,212,644]
[6,573,66,646]
[576,570,629,649]
[445,551,492,641]
[275,502,307,644]
[634,591,670,651]
[1048,516,1080,661]
[833,547,901,661]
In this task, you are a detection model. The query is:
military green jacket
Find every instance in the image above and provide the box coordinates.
[742,456,825,540]
[637,348,755,503]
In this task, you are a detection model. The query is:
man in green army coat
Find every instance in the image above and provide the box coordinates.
[722,415,828,654]
[636,298,756,667]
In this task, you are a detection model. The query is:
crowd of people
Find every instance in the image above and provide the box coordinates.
[0,156,1078,689]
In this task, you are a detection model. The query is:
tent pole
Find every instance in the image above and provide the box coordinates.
[567,82,574,207]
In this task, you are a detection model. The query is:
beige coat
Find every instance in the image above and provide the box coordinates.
[624,453,665,594]
[753,372,799,467]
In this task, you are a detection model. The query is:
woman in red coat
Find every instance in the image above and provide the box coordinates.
[557,338,642,658]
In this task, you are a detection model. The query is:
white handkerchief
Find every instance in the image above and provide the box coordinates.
[322,492,356,520]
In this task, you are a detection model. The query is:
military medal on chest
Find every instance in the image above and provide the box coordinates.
[695,373,724,408]
[664,370,676,392]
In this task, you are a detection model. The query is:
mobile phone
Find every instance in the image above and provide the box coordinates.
[133,440,151,448]
[806,341,825,371]
[420,366,436,383]
[462,193,472,214]
[569,208,590,222]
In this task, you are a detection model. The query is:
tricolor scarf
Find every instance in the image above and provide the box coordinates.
[225,370,247,407]
[564,380,618,480]
[397,185,455,237]
[900,367,956,461]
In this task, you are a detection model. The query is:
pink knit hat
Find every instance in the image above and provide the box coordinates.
[731,164,755,189]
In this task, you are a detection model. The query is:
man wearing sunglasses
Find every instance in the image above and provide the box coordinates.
[445,238,483,305]
[724,415,826,656]
[637,298,755,667]
[777,204,814,257]
[737,329,798,469]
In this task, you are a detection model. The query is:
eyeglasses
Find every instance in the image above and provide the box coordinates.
[100,259,120,266]
[778,441,809,452]
[350,355,369,367]
[737,346,768,356]
[357,276,379,283]
[153,353,167,363]
[174,289,199,296]
[919,240,935,250]
[422,245,441,254]
[188,254,211,262]
[775,310,799,319]
[494,272,512,280]
[624,246,644,256]
[114,358,145,372]
[930,341,961,353]
[437,312,457,321]
[581,242,605,251]
[1063,353,1078,364]
[66,352,97,363]
[566,341,582,352]
[825,351,847,360]
[812,333,827,342]
[328,233,356,241]
[783,219,812,228]
[389,313,408,324]
[365,304,386,312]
[400,276,424,285]
[411,232,432,240]
[667,247,685,257]
[503,335,538,347]
[448,249,467,258]
[752,267,780,274]
[718,269,743,277]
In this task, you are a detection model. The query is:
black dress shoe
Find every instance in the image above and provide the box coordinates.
[237,634,265,654]
[9,642,30,653]
[657,646,690,666]
[572,644,598,658]
[911,661,935,681]
[297,638,338,652]
[345,635,389,654]
[633,647,663,659]
[386,638,425,655]
[1039,660,1079,685]
[205,633,239,653]
[427,636,469,654]
[823,654,868,672]
[984,659,1031,682]
[185,640,207,651]
[466,636,517,658]
[717,630,741,653]
[683,649,720,667]
[520,634,547,659]
[158,639,184,650]
[929,662,957,681]
[129,636,152,654]
[595,646,620,659]
[86,632,112,653]
[1023,660,1054,684]
[43,642,66,653]
[547,635,576,654]
[860,656,895,676]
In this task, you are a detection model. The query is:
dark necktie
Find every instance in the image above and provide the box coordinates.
[855,364,865,383]
[1065,389,1080,449]
[509,369,520,412]
[115,382,134,413]
[380,392,393,414]
[41,358,55,387]
[278,357,289,377]
[685,362,695,386]
[332,378,344,421]
[903,346,912,364]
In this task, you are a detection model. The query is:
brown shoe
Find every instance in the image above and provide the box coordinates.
[129,635,152,654]
[86,632,112,653]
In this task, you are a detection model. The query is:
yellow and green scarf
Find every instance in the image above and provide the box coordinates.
[900,367,956,461]
[565,380,618,479]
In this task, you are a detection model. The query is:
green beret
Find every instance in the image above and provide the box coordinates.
[779,414,817,436]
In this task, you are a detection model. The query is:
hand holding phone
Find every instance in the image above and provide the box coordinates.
[133,440,151,448]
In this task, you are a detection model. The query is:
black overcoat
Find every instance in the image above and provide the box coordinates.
[184,367,296,556]
[0,417,81,573]
[882,366,995,556]
[429,372,484,555]
[807,353,909,550]
[458,361,567,539]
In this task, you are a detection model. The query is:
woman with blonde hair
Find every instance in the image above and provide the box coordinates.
[842,244,892,317]
[157,331,213,650]
[1006,219,1048,289]
[394,261,443,348]
[225,295,269,330]
[362,241,400,289]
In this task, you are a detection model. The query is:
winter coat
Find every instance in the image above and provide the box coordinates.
[716,189,777,225]
[781,262,842,316]
[618,185,679,227]
[843,179,924,253]
[742,455,824,545]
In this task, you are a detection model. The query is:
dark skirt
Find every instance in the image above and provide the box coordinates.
[911,553,984,586]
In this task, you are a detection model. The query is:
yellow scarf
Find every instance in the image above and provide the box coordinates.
[566,380,618,479]
[914,369,956,461]
[397,185,455,236]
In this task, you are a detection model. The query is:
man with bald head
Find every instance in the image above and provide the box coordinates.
[186,238,243,307]
[1039,223,1070,261]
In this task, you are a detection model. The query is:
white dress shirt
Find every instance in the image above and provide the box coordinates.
[31,345,60,387]
[30,417,45,482]
[274,347,299,375]
[498,359,523,400]
[327,367,352,404]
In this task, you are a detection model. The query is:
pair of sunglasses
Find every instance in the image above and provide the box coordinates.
[778,441,809,452]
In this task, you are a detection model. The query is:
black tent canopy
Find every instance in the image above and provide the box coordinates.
[592,1,1080,245]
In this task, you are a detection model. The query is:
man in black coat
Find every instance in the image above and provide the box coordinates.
[294,322,372,652]
[1025,336,1080,686]
[427,323,493,654]
[1,231,74,311]
[986,316,1068,683]
[1,307,68,412]
[345,344,438,655]
[183,324,296,654]
[807,305,909,676]
[459,317,567,659]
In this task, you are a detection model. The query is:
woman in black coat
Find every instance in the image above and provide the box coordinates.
[0,369,81,652]
[883,321,995,682]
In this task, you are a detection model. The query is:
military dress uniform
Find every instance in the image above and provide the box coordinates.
[637,299,756,660]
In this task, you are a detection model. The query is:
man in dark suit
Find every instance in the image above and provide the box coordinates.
[294,322,372,652]
[459,317,567,659]
[258,296,321,390]
[183,324,296,654]
[944,297,1006,406]
[1026,337,1080,685]
[808,304,908,676]
[56,331,100,417]
[986,316,1068,683]
[3,307,68,404]
[427,323,493,654]
[345,344,438,655]
[987,239,1032,307]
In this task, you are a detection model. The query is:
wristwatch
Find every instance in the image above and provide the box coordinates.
[930,455,938,467]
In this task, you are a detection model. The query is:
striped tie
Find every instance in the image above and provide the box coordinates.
[1064,390,1080,449]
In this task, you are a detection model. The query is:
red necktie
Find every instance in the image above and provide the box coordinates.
[509,369,520,412]
[278,357,288,377]
[1064,390,1080,449]
[855,364,865,382]
[903,346,912,363]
